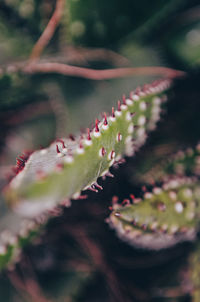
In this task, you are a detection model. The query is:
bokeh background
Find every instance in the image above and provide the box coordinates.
[0,0,200,301]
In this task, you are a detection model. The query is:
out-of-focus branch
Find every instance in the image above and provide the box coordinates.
[1,101,52,126]
[60,46,130,66]
[23,62,186,80]
[29,0,65,61]
[67,226,127,302]
[7,270,52,302]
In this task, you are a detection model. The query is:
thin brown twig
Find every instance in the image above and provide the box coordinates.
[153,286,189,298]
[66,226,131,302]
[60,46,130,66]
[8,270,51,302]
[24,62,186,80]
[7,271,31,302]
[21,255,53,302]
[7,255,53,302]
[29,0,65,61]
[1,101,52,126]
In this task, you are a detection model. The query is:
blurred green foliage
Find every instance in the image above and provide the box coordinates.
[0,0,200,301]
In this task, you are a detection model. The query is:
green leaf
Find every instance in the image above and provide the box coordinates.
[108,177,200,250]
[4,79,171,217]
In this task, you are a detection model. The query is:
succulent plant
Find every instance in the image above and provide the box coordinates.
[0,78,171,271]
[107,144,200,250]
[137,144,200,185]
[0,196,45,270]
[1,1,200,301]
[108,176,200,250]
[4,79,170,217]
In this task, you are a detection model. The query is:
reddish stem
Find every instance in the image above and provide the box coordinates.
[24,62,185,80]
[29,0,65,61]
